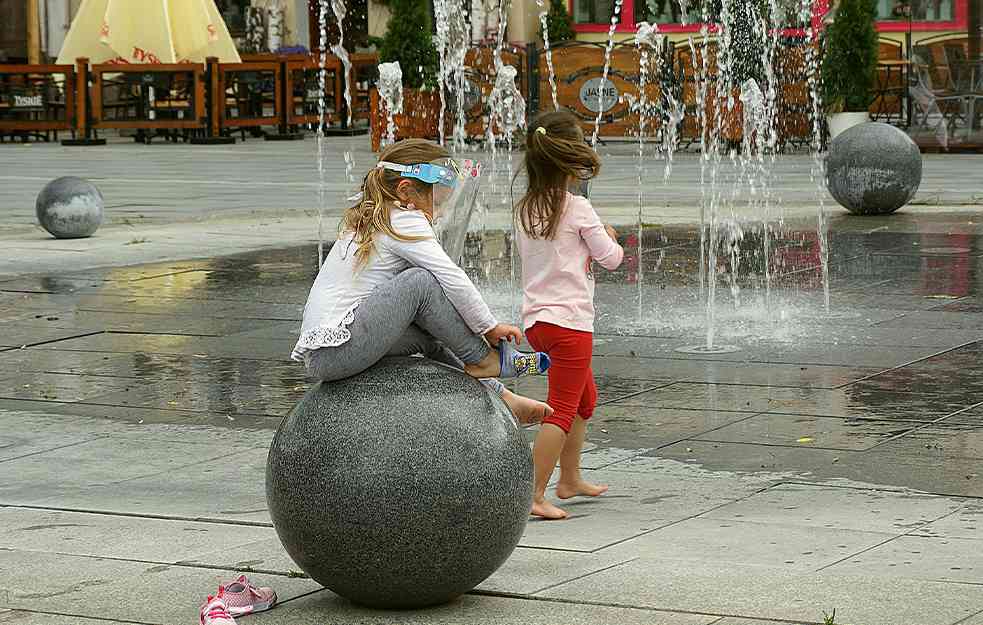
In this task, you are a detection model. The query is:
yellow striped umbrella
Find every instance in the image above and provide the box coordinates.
[57,0,241,65]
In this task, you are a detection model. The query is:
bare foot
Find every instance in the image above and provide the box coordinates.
[531,498,568,520]
[501,390,553,425]
[555,480,609,500]
[464,349,501,379]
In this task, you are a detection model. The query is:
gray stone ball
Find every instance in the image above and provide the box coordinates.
[36,176,104,238]
[266,357,533,609]
[826,122,922,215]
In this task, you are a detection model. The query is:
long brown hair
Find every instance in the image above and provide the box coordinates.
[342,139,450,266]
[515,110,601,239]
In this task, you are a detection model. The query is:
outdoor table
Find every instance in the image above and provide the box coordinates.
[874,59,913,128]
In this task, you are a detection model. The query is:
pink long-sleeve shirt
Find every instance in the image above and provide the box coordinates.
[516,192,624,333]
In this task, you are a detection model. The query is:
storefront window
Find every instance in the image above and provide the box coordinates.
[572,0,965,32]
[632,0,809,27]
[876,0,955,21]
[574,0,618,24]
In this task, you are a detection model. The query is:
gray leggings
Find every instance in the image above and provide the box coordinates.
[306,267,494,384]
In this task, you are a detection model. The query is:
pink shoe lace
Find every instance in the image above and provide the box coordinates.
[219,575,277,616]
[200,594,236,625]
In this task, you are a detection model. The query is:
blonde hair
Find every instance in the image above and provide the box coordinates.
[516,110,601,240]
[342,139,451,266]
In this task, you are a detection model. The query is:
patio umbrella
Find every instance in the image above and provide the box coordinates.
[56,0,241,65]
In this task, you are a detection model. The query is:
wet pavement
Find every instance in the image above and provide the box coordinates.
[2,140,982,279]
[1,213,983,624]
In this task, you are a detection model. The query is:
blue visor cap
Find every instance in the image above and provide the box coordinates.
[378,161,461,188]
[408,163,459,187]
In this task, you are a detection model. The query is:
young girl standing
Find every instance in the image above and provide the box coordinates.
[292,138,551,423]
[515,111,624,519]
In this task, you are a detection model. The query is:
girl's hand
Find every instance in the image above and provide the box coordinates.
[485,324,523,345]
[605,224,619,242]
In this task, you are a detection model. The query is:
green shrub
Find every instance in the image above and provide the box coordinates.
[821,0,878,113]
[541,0,575,43]
[378,0,438,90]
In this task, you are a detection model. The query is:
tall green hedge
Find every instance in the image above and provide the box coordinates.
[378,0,439,90]
[541,0,575,43]
[821,0,878,113]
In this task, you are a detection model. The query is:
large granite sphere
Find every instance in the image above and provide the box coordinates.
[266,357,533,609]
[36,176,104,238]
[826,122,922,215]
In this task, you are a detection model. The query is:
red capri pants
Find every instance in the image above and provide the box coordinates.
[525,321,597,434]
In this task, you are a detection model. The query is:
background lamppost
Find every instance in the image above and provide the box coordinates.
[970,0,981,63]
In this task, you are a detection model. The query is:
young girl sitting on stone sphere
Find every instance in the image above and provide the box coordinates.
[291,138,552,424]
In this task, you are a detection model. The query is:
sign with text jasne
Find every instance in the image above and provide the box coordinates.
[10,94,44,109]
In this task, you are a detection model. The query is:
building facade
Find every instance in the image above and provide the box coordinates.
[568,0,972,47]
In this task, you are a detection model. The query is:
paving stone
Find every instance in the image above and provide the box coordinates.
[30,446,272,524]
[520,466,780,552]
[0,372,149,403]
[875,311,983,330]
[712,620,814,625]
[692,413,918,451]
[45,400,284,430]
[0,435,260,504]
[246,591,717,625]
[893,425,983,459]
[80,379,304,417]
[699,482,961,533]
[605,516,895,571]
[0,412,119,463]
[612,382,976,423]
[0,350,309,388]
[643,440,854,477]
[34,332,295,360]
[0,507,276,563]
[0,348,127,375]
[0,549,320,625]
[955,609,983,625]
[2,309,278,336]
[0,612,134,625]
[538,557,983,625]
[912,502,983,539]
[0,325,103,347]
[605,358,880,388]
[824,535,983,583]
[588,406,757,450]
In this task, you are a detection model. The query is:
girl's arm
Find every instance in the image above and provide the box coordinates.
[388,211,498,336]
[576,198,624,270]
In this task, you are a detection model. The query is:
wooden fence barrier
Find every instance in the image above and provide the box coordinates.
[0,63,76,141]
[89,62,206,142]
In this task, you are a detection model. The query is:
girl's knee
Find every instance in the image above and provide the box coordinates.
[543,412,575,433]
[399,267,439,289]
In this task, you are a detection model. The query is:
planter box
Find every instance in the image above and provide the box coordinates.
[370,87,447,152]
[827,112,869,141]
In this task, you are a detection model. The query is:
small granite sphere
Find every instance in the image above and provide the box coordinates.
[826,122,922,215]
[36,176,104,238]
[266,357,533,609]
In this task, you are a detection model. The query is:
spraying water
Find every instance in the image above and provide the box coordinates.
[631,21,663,323]
[591,0,624,148]
[535,0,559,111]
[329,0,352,128]
[377,61,403,148]
[315,0,330,266]
[800,0,830,312]
[433,0,469,149]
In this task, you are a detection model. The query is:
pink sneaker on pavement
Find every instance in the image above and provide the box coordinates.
[200,594,236,625]
[219,575,278,616]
